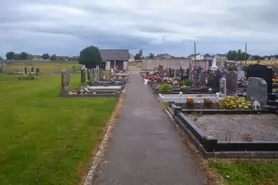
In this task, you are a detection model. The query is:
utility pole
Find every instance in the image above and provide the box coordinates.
[194,41,196,67]
[245,42,248,66]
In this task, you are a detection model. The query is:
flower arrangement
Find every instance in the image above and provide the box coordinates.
[18,73,36,80]
[173,81,179,86]
[187,98,194,104]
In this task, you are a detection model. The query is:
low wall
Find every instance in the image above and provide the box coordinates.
[142,58,191,71]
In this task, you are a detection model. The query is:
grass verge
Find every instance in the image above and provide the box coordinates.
[0,73,118,185]
[209,159,278,185]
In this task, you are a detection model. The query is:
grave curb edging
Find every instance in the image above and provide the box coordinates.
[168,106,278,158]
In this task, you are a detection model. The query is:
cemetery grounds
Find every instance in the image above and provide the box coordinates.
[0,65,118,185]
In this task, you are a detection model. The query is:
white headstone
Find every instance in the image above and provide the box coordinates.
[105,61,111,71]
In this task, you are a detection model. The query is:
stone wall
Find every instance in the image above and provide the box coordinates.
[142,58,191,71]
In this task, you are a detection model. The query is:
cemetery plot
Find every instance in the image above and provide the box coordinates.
[60,67,127,97]
[17,67,40,80]
[190,114,278,141]
[168,102,278,158]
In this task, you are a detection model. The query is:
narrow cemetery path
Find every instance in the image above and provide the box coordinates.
[93,72,205,185]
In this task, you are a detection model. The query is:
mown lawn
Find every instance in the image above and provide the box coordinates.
[209,159,278,185]
[4,61,80,74]
[0,74,118,185]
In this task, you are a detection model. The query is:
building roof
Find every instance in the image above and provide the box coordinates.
[100,49,129,61]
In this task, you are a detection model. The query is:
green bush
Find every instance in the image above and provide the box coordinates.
[160,84,172,93]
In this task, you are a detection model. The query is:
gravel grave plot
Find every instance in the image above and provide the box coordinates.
[188,114,278,141]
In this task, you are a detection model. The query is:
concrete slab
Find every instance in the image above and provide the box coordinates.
[93,73,205,185]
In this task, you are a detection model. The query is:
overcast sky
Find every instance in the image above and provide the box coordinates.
[0,0,278,57]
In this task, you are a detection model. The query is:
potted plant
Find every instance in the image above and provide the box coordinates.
[186,98,194,109]
[203,99,213,109]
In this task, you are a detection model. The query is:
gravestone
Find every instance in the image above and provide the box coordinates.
[169,67,172,77]
[226,71,237,95]
[208,74,217,89]
[219,78,227,97]
[60,69,70,96]
[92,68,96,81]
[73,66,77,73]
[31,67,34,72]
[24,67,27,74]
[0,64,4,73]
[247,64,273,94]
[246,77,268,105]
[188,64,192,81]
[237,70,245,80]
[199,70,206,86]
[192,71,198,87]
[181,69,184,81]
[165,68,169,77]
[87,69,92,81]
[81,69,86,83]
[36,68,39,76]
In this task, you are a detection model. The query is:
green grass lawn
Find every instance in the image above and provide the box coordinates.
[4,61,80,74]
[209,159,278,185]
[0,73,118,185]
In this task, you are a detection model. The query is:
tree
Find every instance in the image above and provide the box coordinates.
[20,52,28,60]
[14,54,21,60]
[41,53,50,60]
[227,49,250,61]
[50,54,57,60]
[148,53,155,59]
[227,50,237,60]
[139,49,143,58]
[79,46,102,69]
[134,54,141,60]
[6,51,15,60]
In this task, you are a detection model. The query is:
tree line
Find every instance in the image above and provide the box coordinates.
[5,51,78,61]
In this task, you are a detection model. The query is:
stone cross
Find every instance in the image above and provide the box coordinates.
[246,77,268,105]
[226,71,237,95]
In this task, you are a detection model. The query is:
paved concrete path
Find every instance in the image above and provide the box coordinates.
[93,72,205,185]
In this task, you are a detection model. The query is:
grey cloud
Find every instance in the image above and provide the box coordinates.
[1,0,278,56]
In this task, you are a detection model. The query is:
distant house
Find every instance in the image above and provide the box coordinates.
[188,54,204,61]
[155,53,173,59]
[215,54,227,59]
[100,49,129,71]
[204,54,214,61]
[32,55,41,60]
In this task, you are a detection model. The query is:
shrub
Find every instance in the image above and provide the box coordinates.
[160,84,172,93]
[221,96,252,109]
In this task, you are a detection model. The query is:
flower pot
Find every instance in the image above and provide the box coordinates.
[203,102,212,109]
[187,103,194,109]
